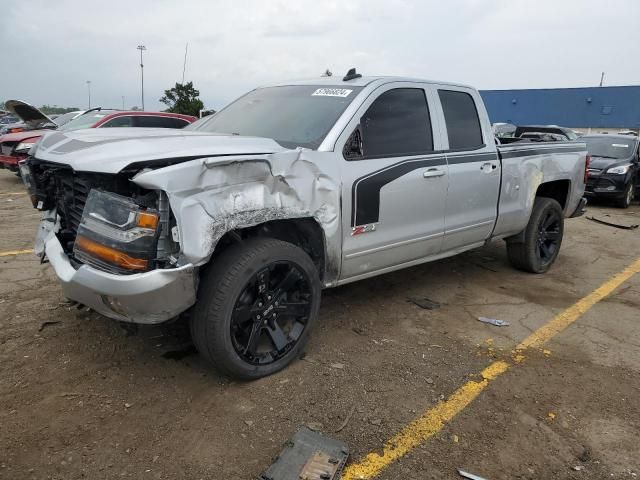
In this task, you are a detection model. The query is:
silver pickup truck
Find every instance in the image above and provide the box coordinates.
[21,70,588,379]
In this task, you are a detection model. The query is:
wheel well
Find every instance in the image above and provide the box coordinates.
[212,218,326,280]
[536,180,570,210]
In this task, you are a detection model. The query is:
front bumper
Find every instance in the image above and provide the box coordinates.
[41,221,197,324]
[585,175,628,197]
[0,154,22,171]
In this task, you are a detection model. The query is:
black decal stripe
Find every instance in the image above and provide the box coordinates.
[446,152,499,165]
[498,144,585,159]
[349,144,585,227]
[351,156,445,226]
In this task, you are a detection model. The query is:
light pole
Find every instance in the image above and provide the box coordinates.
[137,45,146,110]
[86,80,92,108]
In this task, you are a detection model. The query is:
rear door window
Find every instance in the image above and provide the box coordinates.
[359,88,433,159]
[101,116,134,128]
[438,90,484,150]
[134,116,188,128]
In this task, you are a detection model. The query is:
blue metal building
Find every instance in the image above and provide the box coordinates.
[480,86,640,130]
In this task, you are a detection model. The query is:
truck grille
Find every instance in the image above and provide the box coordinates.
[55,173,91,250]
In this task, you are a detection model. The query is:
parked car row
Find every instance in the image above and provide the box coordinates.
[0,100,196,173]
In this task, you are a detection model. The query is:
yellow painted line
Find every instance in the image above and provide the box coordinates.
[342,256,640,480]
[0,192,27,196]
[0,249,34,257]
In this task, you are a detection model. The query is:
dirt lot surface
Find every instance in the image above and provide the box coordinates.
[1,169,639,480]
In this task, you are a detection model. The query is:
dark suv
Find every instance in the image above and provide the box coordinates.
[583,134,640,208]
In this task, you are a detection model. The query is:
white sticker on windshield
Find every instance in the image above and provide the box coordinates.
[612,144,629,148]
[312,88,353,98]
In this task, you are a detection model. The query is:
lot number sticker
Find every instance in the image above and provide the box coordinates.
[312,88,353,97]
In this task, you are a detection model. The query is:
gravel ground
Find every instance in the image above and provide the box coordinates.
[1,169,639,479]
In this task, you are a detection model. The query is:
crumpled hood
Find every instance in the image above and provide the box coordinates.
[33,127,289,173]
[5,100,55,129]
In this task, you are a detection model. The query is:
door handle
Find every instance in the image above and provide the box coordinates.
[423,168,445,178]
[480,162,498,173]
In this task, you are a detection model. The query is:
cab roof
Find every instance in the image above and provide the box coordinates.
[263,73,473,90]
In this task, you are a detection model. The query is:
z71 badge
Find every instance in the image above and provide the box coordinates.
[351,224,377,236]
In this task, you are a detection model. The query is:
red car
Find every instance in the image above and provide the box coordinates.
[0,103,196,173]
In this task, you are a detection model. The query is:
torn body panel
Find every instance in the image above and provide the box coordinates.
[132,149,342,286]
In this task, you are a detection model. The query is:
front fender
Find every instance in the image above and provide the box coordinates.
[132,151,341,283]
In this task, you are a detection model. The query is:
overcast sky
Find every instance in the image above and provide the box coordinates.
[1,0,639,112]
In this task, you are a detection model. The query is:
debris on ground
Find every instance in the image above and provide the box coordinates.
[259,427,348,480]
[478,317,510,327]
[586,216,639,230]
[457,469,488,480]
[330,363,345,369]
[572,465,584,471]
[407,296,441,310]
[306,422,324,432]
[335,405,355,433]
[160,345,197,360]
[38,320,61,332]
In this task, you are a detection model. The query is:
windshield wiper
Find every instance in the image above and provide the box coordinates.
[592,154,619,159]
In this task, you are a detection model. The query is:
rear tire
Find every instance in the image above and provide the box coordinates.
[506,197,564,273]
[190,237,321,380]
[614,182,634,209]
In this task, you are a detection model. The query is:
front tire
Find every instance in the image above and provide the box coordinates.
[506,197,564,273]
[614,182,634,209]
[190,238,321,380]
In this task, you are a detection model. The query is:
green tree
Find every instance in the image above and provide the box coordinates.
[40,105,80,115]
[0,100,5,111]
[159,82,204,117]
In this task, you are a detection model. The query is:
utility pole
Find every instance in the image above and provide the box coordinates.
[599,72,605,87]
[182,43,189,84]
[86,80,92,108]
[137,45,147,110]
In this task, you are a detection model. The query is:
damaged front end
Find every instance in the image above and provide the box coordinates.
[23,159,196,323]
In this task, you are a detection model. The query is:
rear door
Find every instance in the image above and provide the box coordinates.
[435,87,501,250]
[337,83,449,281]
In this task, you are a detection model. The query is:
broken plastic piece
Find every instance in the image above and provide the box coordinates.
[408,297,441,310]
[478,317,510,327]
[457,469,488,480]
[259,427,349,480]
[586,216,639,230]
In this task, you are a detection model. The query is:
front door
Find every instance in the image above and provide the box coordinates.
[338,84,449,282]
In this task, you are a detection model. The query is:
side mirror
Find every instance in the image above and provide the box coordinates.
[343,126,363,160]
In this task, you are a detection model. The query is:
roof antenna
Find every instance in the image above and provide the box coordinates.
[343,68,362,81]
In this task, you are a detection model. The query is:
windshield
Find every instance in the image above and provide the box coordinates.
[59,111,113,131]
[53,111,81,126]
[186,85,363,149]
[582,137,637,159]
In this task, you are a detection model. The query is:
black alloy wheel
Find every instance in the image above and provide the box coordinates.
[230,261,312,365]
[190,237,321,379]
[535,209,562,266]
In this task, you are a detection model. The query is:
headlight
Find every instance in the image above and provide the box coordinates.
[14,140,37,154]
[18,160,42,208]
[606,164,631,175]
[73,189,160,273]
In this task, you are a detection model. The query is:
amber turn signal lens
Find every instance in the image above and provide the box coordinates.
[75,235,148,271]
[136,212,159,229]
